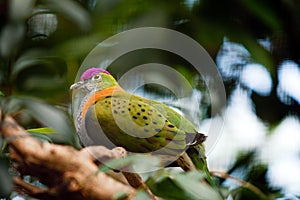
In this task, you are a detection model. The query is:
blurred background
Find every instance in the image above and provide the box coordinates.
[1,0,300,199]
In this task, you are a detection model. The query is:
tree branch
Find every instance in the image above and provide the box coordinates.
[0,115,138,200]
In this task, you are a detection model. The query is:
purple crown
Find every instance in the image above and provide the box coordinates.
[80,68,110,81]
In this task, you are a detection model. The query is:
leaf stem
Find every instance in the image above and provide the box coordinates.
[211,171,269,199]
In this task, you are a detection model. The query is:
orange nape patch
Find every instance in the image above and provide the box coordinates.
[81,86,124,120]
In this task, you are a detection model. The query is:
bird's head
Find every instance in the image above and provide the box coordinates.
[70,68,118,92]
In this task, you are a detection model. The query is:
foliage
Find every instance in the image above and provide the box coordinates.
[1,0,300,199]
[147,170,222,200]
[0,157,12,198]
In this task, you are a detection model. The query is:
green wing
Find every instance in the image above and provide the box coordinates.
[85,92,187,156]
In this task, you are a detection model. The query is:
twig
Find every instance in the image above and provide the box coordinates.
[122,172,162,200]
[211,171,268,199]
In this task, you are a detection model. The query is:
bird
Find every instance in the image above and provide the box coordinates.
[70,67,213,184]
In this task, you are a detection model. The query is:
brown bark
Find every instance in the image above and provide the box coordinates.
[0,114,160,200]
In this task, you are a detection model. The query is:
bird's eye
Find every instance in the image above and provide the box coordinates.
[93,75,101,80]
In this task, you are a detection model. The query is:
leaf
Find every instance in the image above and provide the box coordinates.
[2,97,81,149]
[234,35,275,76]
[0,145,8,157]
[27,127,58,134]
[20,98,81,149]
[9,0,35,21]
[173,171,222,200]
[0,136,3,152]
[147,170,222,200]
[0,157,13,198]
[132,190,151,200]
[113,191,130,200]
[77,0,98,10]
[240,0,282,31]
[147,173,187,200]
[12,50,64,77]
[44,0,92,31]
[0,96,23,115]
[230,187,267,200]
[0,22,25,57]
[12,50,68,98]
[27,129,54,143]
[28,127,82,144]
[98,154,161,173]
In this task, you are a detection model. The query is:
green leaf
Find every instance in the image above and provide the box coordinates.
[2,97,81,149]
[147,173,187,200]
[9,0,35,21]
[12,49,67,78]
[147,170,222,200]
[173,171,222,200]
[132,190,151,200]
[21,98,81,149]
[27,127,58,134]
[113,191,129,200]
[0,133,2,147]
[44,0,92,31]
[0,157,13,198]
[230,186,267,200]
[0,96,23,115]
[0,22,25,57]
[12,50,68,98]
[27,130,54,143]
[28,127,77,144]
[240,0,282,31]
[98,154,161,173]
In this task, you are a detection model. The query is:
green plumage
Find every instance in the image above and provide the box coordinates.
[71,68,214,185]
[91,93,187,155]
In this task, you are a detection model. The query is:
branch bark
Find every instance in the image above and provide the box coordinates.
[0,115,139,200]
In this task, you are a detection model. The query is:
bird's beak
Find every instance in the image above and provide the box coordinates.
[70,81,85,90]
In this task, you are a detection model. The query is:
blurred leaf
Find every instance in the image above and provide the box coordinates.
[27,129,54,143]
[147,174,185,200]
[77,0,98,10]
[0,135,3,151]
[0,157,13,198]
[230,33,275,76]
[99,154,161,173]
[44,0,92,31]
[113,191,129,200]
[240,0,282,31]
[27,127,57,134]
[133,190,151,200]
[231,186,267,200]
[12,49,66,79]
[0,22,25,57]
[27,127,78,144]
[0,96,23,115]
[2,97,81,149]
[174,171,221,200]
[147,170,222,200]
[52,33,106,59]
[12,50,68,98]
[21,98,81,149]
[9,0,35,21]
